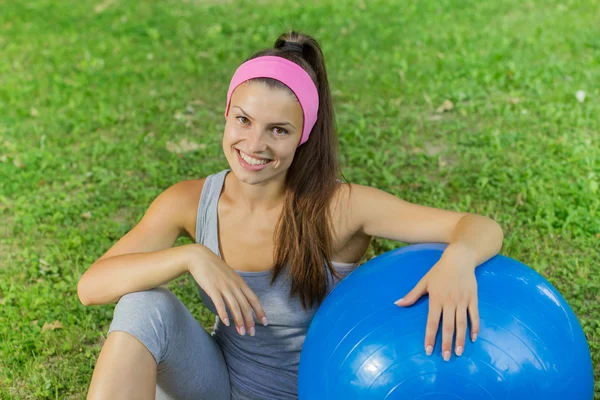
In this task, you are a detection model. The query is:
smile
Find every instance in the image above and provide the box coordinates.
[236,149,273,171]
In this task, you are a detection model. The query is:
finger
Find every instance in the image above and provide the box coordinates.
[454,304,468,356]
[207,288,230,327]
[468,295,480,342]
[441,303,455,361]
[222,290,245,335]
[241,284,268,327]
[424,301,441,356]
[395,279,427,307]
[233,287,256,337]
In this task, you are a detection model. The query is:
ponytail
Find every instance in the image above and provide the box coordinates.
[244,31,348,310]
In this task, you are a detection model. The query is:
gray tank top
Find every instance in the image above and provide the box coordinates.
[194,169,358,399]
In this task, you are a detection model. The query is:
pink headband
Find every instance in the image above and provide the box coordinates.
[225,56,319,146]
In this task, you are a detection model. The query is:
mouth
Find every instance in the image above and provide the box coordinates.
[235,148,273,171]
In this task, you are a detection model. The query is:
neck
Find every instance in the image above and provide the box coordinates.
[225,170,287,214]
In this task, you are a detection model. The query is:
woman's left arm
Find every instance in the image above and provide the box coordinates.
[349,184,504,361]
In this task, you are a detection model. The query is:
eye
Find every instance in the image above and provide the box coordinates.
[237,116,250,124]
[273,127,289,135]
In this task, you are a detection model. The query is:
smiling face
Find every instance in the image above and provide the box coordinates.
[222,81,304,186]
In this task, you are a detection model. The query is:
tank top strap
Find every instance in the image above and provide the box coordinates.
[195,169,230,255]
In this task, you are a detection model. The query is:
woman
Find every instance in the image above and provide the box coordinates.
[78,31,503,400]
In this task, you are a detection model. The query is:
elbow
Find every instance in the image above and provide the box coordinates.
[488,217,504,251]
[496,220,504,239]
[497,221,505,250]
[77,275,118,306]
[467,213,504,252]
[77,277,93,306]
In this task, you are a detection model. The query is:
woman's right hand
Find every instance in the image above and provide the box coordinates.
[187,244,268,336]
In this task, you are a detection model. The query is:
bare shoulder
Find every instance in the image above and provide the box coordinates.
[329,181,367,216]
[329,181,365,238]
[171,178,207,242]
[90,177,206,265]
[328,181,372,262]
[143,177,208,242]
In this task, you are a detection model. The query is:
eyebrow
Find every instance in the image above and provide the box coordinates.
[232,106,296,129]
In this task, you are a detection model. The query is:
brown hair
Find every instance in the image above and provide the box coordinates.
[244,31,349,310]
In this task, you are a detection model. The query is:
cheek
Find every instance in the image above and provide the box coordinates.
[281,146,297,162]
[223,122,244,143]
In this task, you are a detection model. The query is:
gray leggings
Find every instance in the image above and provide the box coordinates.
[107,287,253,400]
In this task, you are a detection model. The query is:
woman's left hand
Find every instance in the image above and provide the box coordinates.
[394,250,479,361]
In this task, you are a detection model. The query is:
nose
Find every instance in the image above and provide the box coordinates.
[246,127,268,154]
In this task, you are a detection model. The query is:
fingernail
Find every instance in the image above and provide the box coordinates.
[239,326,246,336]
[262,317,268,326]
[443,351,451,361]
[425,345,433,356]
[456,346,463,356]
[223,317,230,326]
[394,298,404,306]
[472,333,478,342]
[249,326,255,336]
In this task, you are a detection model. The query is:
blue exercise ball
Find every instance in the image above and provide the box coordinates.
[298,243,593,399]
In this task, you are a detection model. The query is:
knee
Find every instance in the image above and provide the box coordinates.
[107,287,185,366]
[112,287,181,328]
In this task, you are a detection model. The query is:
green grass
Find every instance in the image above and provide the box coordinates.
[1,0,598,397]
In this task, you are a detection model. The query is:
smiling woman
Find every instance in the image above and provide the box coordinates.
[224,82,304,174]
[80,29,503,400]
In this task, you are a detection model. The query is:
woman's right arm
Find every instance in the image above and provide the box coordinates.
[77,244,203,306]
[77,179,268,335]
[77,180,203,306]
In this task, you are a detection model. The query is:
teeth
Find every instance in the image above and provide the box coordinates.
[239,151,269,166]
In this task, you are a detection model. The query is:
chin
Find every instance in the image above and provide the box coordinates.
[233,169,263,184]
[231,162,290,187]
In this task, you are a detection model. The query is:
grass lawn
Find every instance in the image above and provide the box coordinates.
[0,0,598,398]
